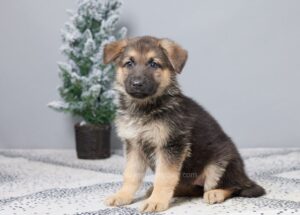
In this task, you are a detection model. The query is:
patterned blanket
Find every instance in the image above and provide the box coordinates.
[0,148,299,215]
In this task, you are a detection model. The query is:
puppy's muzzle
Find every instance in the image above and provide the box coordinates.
[131,78,144,88]
[126,76,155,99]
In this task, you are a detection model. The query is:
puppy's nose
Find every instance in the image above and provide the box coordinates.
[131,79,144,88]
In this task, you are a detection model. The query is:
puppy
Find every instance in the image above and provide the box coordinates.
[103,36,265,212]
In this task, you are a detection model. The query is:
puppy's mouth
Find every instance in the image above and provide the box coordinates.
[128,92,150,99]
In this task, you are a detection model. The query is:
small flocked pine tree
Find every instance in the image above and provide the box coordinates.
[48,0,127,125]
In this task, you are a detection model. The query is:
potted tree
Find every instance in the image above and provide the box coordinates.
[48,0,127,159]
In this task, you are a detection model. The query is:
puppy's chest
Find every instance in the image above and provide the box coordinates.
[115,114,170,147]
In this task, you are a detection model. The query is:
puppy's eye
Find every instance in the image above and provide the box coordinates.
[123,58,135,68]
[149,61,160,69]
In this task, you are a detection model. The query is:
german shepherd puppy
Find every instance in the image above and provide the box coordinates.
[103,36,265,212]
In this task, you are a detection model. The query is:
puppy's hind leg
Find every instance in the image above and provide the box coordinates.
[201,162,232,204]
[203,189,233,204]
[203,159,266,204]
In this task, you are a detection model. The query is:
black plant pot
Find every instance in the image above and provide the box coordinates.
[75,123,111,159]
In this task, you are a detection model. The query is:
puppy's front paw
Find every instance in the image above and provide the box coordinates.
[105,192,133,206]
[203,189,227,204]
[139,197,169,212]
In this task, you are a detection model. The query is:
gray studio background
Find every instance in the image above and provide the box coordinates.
[0,0,299,149]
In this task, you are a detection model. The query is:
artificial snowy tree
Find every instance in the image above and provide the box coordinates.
[49,0,126,125]
[48,0,127,159]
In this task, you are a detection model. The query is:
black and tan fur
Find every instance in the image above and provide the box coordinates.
[103,36,265,212]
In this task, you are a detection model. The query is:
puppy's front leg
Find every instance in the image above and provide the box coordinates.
[140,151,182,212]
[105,146,146,206]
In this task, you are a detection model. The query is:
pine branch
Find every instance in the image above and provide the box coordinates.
[49,0,126,124]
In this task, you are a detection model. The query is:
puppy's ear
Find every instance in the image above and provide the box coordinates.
[103,39,127,64]
[159,39,188,73]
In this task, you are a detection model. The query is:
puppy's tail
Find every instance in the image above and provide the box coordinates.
[239,181,265,197]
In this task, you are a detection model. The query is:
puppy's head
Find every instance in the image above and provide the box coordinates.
[103,36,187,99]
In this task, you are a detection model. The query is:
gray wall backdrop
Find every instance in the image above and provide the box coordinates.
[0,0,299,149]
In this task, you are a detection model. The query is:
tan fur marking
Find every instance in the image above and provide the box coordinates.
[122,49,138,63]
[127,49,138,57]
[105,148,146,206]
[115,115,170,147]
[145,50,157,59]
[203,189,233,204]
[202,163,227,192]
[140,151,182,212]
[154,68,172,96]
[115,67,127,88]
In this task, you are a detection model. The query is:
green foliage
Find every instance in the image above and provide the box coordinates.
[48,0,127,125]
